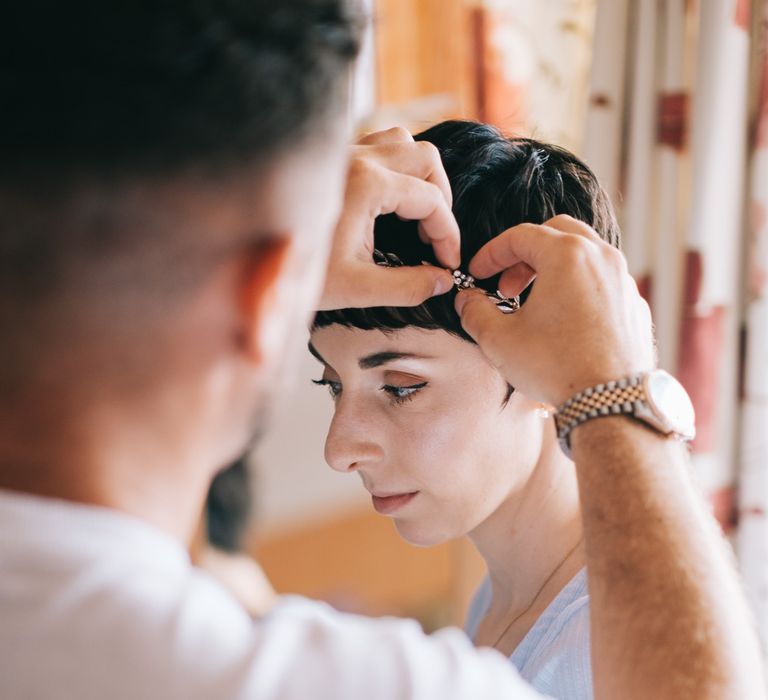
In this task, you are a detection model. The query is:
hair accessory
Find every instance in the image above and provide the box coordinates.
[373,249,405,267]
[451,272,521,314]
[452,269,476,290]
[373,249,520,314]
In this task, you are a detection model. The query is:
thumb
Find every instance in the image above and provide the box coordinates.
[454,289,520,372]
[351,264,454,308]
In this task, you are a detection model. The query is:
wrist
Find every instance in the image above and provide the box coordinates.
[554,370,696,459]
[569,413,670,455]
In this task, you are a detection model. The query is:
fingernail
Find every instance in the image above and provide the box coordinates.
[432,272,454,296]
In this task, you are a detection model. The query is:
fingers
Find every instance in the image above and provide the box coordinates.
[468,223,566,279]
[453,289,519,371]
[498,263,536,298]
[341,158,460,268]
[356,126,414,146]
[343,264,455,309]
[351,139,453,208]
[468,215,605,280]
[386,173,459,267]
[544,214,603,243]
[321,127,463,312]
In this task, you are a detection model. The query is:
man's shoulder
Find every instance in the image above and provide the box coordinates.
[0,492,550,700]
[0,562,548,700]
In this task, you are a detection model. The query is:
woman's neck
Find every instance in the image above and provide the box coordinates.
[468,441,584,620]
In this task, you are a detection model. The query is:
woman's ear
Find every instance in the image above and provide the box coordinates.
[238,236,297,366]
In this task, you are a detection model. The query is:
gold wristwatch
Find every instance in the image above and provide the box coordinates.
[554,370,696,459]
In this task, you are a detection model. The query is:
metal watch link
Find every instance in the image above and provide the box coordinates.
[554,370,696,459]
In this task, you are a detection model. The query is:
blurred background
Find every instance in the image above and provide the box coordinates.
[205,0,768,651]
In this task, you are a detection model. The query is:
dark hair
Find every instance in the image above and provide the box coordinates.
[0,0,362,179]
[314,120,620,342]
[206,457,253,553]
[0,1,362,391]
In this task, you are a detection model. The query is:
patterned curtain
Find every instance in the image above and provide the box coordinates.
[583,0,768,653]
[471,0,597,151]
[739,0,768,658]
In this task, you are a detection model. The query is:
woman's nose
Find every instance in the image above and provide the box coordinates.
[324,408,382,473]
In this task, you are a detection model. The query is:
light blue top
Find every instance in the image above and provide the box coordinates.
[465,568,592,700]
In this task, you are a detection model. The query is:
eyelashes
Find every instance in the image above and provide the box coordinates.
[312,378,341,398]
[311,379,427,405]
[381,382,427,404]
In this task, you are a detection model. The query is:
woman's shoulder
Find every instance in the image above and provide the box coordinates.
[464,569,592,698]
[463,575,492,641]
[528,567,590,663]
[464,569,589,645]
[520,568,592,700]
[544,567,590,637]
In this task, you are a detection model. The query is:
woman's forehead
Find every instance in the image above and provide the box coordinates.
[309,325,484,367]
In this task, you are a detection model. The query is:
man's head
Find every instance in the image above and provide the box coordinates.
[310,120,620,546]
[0,1,361,503]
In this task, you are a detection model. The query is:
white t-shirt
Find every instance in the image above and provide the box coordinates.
[0,490,551,700]
[465,571,592,700]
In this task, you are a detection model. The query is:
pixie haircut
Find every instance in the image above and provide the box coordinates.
[314,120,621,342]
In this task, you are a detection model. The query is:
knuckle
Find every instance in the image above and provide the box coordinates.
[517,222,544,236]
[549,213,576,226]
[560,234,589,258]
[347,155,378,184]
[604,244,628,269]
[385,126,412,142]
[416,179,443,207]
[416,140,441,162]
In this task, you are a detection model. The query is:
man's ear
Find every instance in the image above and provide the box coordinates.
[238,236,296,366]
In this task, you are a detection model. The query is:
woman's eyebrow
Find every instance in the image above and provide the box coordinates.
[308,342,434,370]
[358,351,433,370]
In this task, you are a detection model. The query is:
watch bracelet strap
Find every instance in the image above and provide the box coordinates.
[554,374,646,459]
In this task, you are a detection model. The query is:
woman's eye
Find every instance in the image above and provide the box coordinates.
[312,378,341,399]
[382,382,427,404]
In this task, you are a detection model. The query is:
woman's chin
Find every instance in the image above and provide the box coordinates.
[393,517,459,548]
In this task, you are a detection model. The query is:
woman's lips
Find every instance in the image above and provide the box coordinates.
[371,491,418,515]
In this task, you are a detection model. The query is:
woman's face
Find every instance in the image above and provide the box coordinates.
[309,325,549,547]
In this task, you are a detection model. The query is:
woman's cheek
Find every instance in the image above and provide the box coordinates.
[410,409,472,477]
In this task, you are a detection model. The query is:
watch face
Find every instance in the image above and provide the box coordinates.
[645,370,696,439]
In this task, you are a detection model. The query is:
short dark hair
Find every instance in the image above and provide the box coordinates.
[0,0,362,179]
[0,1,362,390]
[314,120,620,342]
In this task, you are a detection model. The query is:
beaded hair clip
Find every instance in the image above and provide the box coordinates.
[373,249,520,314]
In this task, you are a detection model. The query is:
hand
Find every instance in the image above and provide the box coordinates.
[455,215,655,407]
[317,127,459,311]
